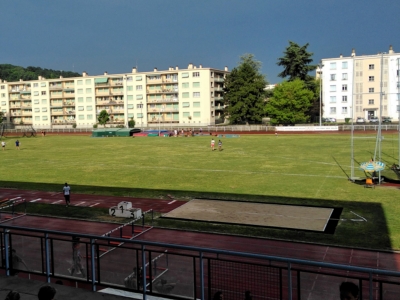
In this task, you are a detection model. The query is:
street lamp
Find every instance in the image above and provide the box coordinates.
[140,101,143,130]
[317,61,324,126]
[158,108,164,136]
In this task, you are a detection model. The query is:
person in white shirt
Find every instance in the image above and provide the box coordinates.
[63,183,71,207]
[1,141,5,151]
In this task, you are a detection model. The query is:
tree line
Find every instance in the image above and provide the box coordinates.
[0,64,81,82]
[223,41,321,125]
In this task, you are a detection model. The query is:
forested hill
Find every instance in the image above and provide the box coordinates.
[0,64,81,82]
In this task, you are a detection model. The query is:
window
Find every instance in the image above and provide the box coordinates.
[193,82,200,88]
[182,73,189,78]
[193,102,200,107]
[33,83,38,88]
[86,106,93,111]
[330,107,336,114]
[1,101,5,106]
[137,104,143,109]
[42,116,48,121]
[34,91,39,96]
[137,113,143,118]
[342,62,348,69]
[193,92,200,98]
[1,94,4,98]
[368,76,374,82]
[369,88,374,93]
[41,83,46,87]
[77,80,83,85]
[35,116,40,121]
[41,91,46,95]
[78,106,84,111]
[86,97,92,102]
[136,95,143,100]
[136,85,142,90]
[87,114,93,120]
[78,115,84,120]
[330,96,336,103]
[183,112,190,117]
[0,85,4,89]
[77,89,83,94]
[128,113,134,118]
[330,62,336,70]
[193,111,200,118]
[136,76,142,81]
[342,96,347,102]
[193,72,200,77]
[78,97,84,103]
[342,84,347,91]
[85,79,91,85]
[330,85,336,92]
[34,100,39,104]
[182,92,189,98]
[369,99,374,105]
[127,86,133,91]
[369,64,375,70]
[342,107,348,114]
[41,99,47,105]
[182,102,190,108]
[127,95,133,101]
[182,82,189,88]
[86,88,92,93]
[34,108,40,112]
[342,73,348,80]
[127,104,134,109]
[330,74,336,81]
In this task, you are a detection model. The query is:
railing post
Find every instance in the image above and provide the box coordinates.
[91,238,96,291]
[4,229,10,276]
[142,245,147,300]
[287,262,292,300]
[44,233,50,283]
[369,272,373,300]
[200,251,204,300]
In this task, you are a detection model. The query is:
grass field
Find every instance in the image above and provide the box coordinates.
[1,133,400,250]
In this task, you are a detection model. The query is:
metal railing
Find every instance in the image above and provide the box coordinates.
[1,224,400,300]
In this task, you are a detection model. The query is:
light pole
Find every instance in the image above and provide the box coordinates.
[317,61,324,126]
[140,101,143,131]
[158,108,164,136]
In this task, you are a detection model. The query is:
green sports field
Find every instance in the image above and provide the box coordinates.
[1,133,400,250]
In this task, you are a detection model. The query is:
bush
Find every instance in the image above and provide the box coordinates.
[345,118,351,124]
[128,118,135,128]
[93,124,98,129]
[72,123,77,128]
[116,125,125,128]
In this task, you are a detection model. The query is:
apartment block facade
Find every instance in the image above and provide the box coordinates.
[318,46,400,122]
[0,64,228,128]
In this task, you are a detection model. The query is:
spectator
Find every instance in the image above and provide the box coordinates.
[38,286,56,300]
[340,281,359,300]
[213,291,223,300]
[245,290,252,300]
[5,291,20,300]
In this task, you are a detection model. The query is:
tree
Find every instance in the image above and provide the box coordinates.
[0,111,4,124]
[128,118,135,128]
[265,79,314,125]
[98,110,110,127]
[223,54,268,125]
[277,41,317,82]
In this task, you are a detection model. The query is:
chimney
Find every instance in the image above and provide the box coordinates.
[19,79,23,82]
[154,68,157,72]
[82,71,87,77]
[224,66,229,72]
[199,64,202,68]
[60,76,63,79]
[339,54,343,58]
[132,67,137,73]
[188,63,193,69]
[104,72,108,75]
[194,66,197,69]
[38,76,42,80]
[351,48,356,57]
[389,45,394,54]
[175,66,179,70]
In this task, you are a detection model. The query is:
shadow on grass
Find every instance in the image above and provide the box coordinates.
[0,180,393,251]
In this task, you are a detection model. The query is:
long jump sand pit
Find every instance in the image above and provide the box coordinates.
[163,199,337,232]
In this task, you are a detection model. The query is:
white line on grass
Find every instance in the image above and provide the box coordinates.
[51,200,63,204]
[168,200,176,204]
[89,203,100,207]
[74,202,85,206]
[9,197,21,201]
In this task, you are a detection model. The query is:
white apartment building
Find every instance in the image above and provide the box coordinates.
[0,64,229,128]
[318,46,400,122]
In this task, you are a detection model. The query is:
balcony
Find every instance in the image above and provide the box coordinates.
[215,105,224,110]
[49,84,62,90]
[21,110,32,116]
[215,96,224,101]
[51,110,65,115]
[50,93,63,99]
[149,107,179,113]
[214,87,224,92]
[214,77,224,82]
[63,102,75,107]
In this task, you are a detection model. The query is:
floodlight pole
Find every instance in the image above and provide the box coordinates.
[317,61,324,126]
[397,58,400,166]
